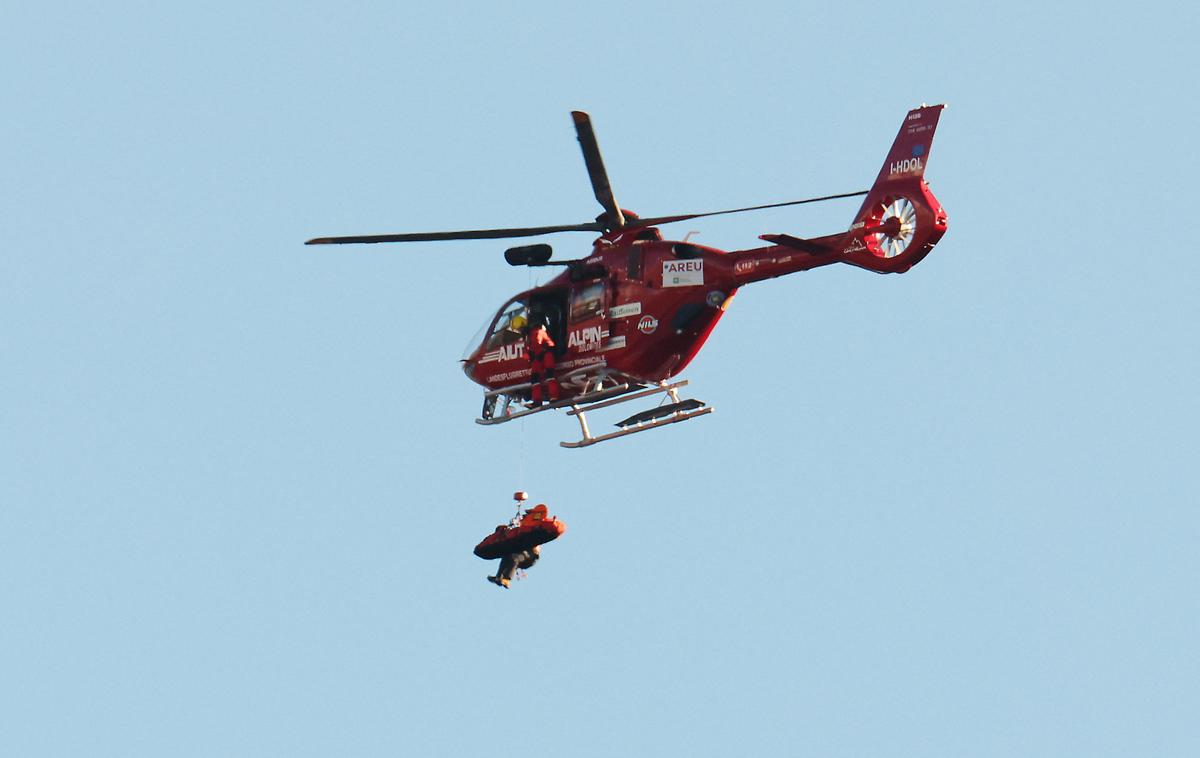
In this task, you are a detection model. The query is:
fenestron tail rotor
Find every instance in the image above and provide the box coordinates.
[864,196,918,258]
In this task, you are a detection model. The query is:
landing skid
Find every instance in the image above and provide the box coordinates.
[475,369,713,448]
[561,380,713,448]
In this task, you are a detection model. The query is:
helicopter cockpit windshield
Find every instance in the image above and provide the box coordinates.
[462,299,528,361]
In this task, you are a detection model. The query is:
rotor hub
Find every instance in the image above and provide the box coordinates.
[864,196,918,258]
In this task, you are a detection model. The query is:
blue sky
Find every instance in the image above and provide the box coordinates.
[2,2,1198,756]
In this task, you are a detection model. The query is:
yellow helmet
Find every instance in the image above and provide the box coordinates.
[511,314,528,330]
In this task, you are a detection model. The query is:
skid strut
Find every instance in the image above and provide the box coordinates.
[475,366,631,426]
[475,370,713,448]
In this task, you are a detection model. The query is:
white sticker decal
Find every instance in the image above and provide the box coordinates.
[609,302,642,319]
[638,315,658,334]
[662,259,704,287]
[599,335,626,352]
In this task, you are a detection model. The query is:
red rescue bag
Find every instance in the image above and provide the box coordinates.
[474,506,566,560]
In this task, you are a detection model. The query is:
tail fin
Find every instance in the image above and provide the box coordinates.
[841,104,948,273]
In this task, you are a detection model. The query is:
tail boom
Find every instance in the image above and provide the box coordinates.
[730,104,948,284]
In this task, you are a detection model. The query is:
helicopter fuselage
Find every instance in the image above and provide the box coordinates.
[462,232,735,394]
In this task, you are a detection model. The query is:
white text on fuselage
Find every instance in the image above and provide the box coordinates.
[568,325,609,352]
[480,343,525,364]
[889,157,922,175]
[663,259,704,287]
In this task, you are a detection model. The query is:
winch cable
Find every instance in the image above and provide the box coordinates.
[513,266,534,507]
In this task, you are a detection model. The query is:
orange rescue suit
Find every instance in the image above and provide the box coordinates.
[528,326,555,355]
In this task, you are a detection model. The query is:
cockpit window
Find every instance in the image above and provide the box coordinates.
[485,299,528,349]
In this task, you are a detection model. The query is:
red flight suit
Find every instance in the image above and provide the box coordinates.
[527,325,560,405]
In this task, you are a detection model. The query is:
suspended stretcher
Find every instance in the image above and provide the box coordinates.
[473,504,567,560]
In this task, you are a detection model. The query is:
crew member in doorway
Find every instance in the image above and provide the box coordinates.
[526,316,560,407]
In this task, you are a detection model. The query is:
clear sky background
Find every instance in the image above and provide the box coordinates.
[3,2,1198,756]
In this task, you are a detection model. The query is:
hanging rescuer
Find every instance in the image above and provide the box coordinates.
[475,492,566,589]
[526,315,559,407]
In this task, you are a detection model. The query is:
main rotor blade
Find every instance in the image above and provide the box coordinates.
[631,190,870,228]
[306,222,604,245]
[571,111,624,231]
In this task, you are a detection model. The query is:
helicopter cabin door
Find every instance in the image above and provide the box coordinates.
[527,289,568,357]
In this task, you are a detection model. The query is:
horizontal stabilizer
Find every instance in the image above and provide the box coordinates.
[616,399,706,428]
[758,233,833,255]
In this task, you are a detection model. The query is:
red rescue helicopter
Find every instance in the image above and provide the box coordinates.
[307,105,948,447]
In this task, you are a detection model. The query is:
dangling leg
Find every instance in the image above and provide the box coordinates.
[529,357,544,407]
[512,549,539,581]
[515,547,540,571]
[495,553,519,587]
[489,556,512,588]
[488,556,506,586]
[542,353,560,402]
